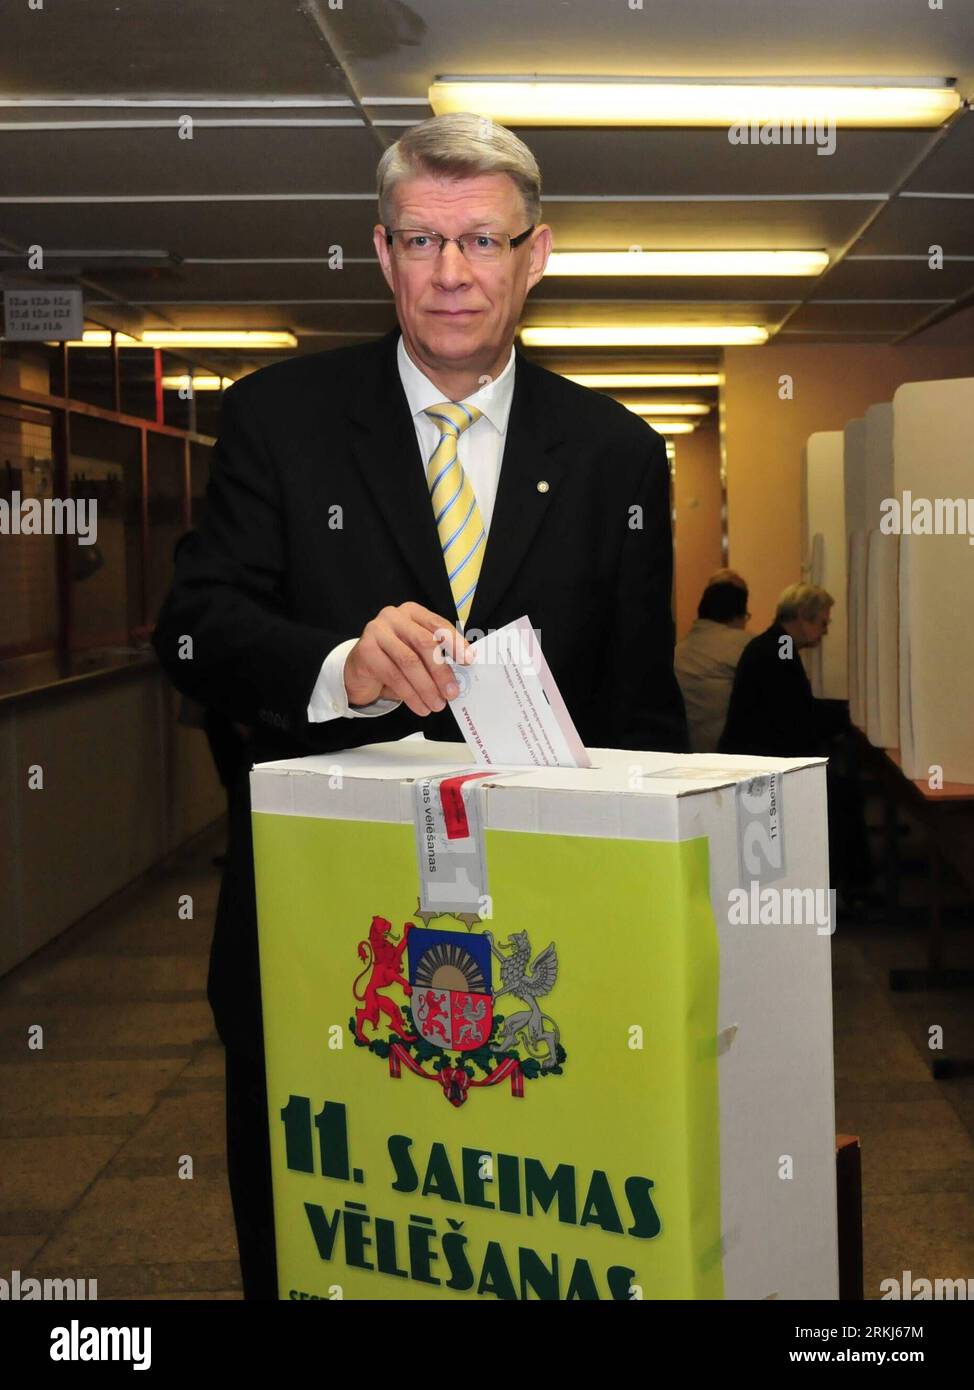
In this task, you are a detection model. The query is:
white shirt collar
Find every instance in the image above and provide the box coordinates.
[396,332,516,434]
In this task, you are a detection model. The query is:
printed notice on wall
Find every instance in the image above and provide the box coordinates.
[4,287,84,341]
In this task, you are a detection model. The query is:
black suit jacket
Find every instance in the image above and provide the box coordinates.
[718,622,849,758]
[153,325,687,1057]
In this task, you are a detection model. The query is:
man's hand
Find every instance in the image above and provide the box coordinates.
[344,603,474,716]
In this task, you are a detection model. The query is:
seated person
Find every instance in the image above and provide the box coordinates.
[719,582,870,907]
[718,582,846,757]
[675,575,752,752]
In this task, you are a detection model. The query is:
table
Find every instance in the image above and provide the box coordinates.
[853,730,974,1078]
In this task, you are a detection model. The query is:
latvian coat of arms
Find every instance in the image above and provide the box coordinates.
[350,909,565,1107]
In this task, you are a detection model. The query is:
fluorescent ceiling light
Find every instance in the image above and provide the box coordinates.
[643,420,697,435]
[162,374,234,391]
[140,330,297,348]
[566,372,721,389]
[49,330,140,346]
[522,325,768,347]
[547,250,828,277]
[621,402,711,415]
[430,77,960,127]
[50,329,295,350]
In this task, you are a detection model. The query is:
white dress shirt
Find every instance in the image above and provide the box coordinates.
[306,334,517,721]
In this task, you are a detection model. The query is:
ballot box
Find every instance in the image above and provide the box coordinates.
[251,738,838,1301]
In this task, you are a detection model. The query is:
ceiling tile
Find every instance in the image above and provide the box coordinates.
[811,258,974,300]
[0,0,346,97]
[781,300,937,334]
[901,110,974,191]
[0,128,381,198]
[526,128,931,198]
[854,195,974,255]
[0,200,379,260]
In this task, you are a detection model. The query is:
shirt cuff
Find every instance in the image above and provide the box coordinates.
[307,638,402,721]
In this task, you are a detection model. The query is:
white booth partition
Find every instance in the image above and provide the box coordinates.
[893,377,974,783]
[862,403,898,749]
[803,432,848,700]
[843,418,868,730]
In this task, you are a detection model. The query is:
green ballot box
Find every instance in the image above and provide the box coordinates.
[251,738,838,1301]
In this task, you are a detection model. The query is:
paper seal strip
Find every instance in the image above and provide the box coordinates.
[736,772,786,888]
[413,770,494,915]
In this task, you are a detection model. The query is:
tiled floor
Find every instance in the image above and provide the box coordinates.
[833,885,974,1297]
[1,818,972,1300]
[0,826,241,1299]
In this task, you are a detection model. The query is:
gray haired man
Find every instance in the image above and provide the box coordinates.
[153,112,687,1298]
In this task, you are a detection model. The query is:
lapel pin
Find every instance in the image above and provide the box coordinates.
[536,480,549,493]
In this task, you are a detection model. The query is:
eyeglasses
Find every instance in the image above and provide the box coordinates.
[385,226,535,262]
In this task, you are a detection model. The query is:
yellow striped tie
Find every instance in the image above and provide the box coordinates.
[424,401,485,627]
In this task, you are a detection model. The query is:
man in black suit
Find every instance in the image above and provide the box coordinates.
[718,582,844,758]
[719,582,871,905]
[152,112,687,1299]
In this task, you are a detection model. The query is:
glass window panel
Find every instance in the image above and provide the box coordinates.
[47,343,66,398]
[67,412,142,649]
[160,351,193,431]
[192,384,223,439]
[0,341,58,397]
[66,346,114,410]
[189,441,212,526]
[118,346,158,422]
[0,408,58,656]
[146,433,186,621]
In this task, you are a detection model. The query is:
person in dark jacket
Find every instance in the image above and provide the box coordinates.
[719,582,842,758]
[152,112,688,1300]
[720,582,872,906]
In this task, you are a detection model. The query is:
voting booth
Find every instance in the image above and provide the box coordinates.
[251,738,838,1301]
[843,418,869,732]
[862,403,898,750]
[803,431,848,699]
[893,377,974,783]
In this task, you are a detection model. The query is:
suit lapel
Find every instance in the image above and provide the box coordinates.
[346,329,567,631]
[466,348,567,631]
[347,328,457,618]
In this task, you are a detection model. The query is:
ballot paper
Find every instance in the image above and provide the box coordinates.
[445,615,591,768]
